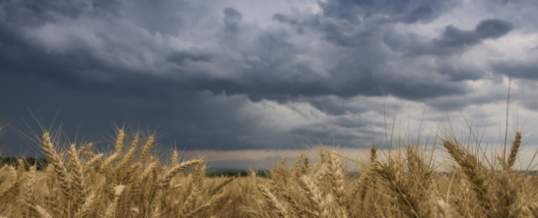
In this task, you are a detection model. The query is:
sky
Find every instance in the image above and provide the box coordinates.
[1,0,538,170]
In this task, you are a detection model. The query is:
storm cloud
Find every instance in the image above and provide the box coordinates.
[1,0,538,161]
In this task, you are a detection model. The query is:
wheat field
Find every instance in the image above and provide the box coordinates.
[1,125,538,218]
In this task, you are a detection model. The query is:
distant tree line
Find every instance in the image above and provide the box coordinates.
[205,170,270,178]
[0,158,274,177]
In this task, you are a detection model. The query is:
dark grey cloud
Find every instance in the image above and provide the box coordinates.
[433,25,482,50]
[307,97,364,116]
[432,19,513,52]
[0,0,474,102]
[435,58,486,82]
[0,72,301,155]
[475,19,514,39]
[0,0,536,155]
[384,18,514,57]
[492,60,538,80]
[223,7,242,33]
[318,0,457,24]
[166,51,214,65]
[0,0,121,27]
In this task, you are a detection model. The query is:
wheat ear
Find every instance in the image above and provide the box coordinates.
[436,199,453,218]
[69,144,86,205]
[74,191,96,218]
[255,177,290,218]
[507,132,522,168]
[293,153,304,179]
[114,129,125,163]
[442,140,491,210]
[42,133,71,202]
[160,159,201,188]
[210,176,235,195]
[99,153,118,174]
[116,134,138,170]
[138,135,154,165]
[77,142,94,155]
[24,165,38,216]
[83,153,104,174]
[170,150,178,168]
[184,192,226,218]
[328,150,346,207]
[210,199,233,218]
[302,156,310,175]
[489,171,521,218]
[178,186,199,218]
[299,175,329,218]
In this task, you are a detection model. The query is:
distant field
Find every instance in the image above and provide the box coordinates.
[1,129,537,218]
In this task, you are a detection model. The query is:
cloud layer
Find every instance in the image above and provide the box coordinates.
[1,0,538,159]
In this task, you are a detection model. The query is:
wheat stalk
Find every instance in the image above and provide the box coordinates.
[104,184,126,218]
